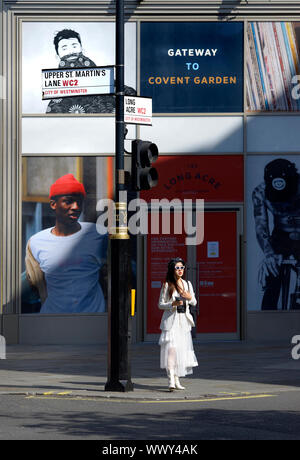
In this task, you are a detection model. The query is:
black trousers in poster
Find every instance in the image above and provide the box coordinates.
[261,229,300,310]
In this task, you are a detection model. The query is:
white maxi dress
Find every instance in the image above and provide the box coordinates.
[158,280,198,377]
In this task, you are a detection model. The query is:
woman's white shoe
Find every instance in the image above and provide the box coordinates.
[168,369,176,391]
[174,376,186,390]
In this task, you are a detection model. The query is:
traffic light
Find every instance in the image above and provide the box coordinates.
[131,139,159,191]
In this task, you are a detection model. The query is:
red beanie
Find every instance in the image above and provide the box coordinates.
[49,174,86,199]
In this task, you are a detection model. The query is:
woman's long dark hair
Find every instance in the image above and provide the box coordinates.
[165,257,186,299]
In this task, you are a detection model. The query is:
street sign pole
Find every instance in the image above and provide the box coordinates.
[105,0,133,392]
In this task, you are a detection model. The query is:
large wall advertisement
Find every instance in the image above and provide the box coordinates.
[21,157,112,314]
[247,155,300,311]
[246,22,300,111]
[141,155,244,202]
[140,22,244,113]
[22,21,136,114]
[21,21,137,315]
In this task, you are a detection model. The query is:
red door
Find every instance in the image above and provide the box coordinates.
[146,210,239,338]
[146,212,187,334]
[195,211,238,335]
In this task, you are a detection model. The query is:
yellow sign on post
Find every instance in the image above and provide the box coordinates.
[131,289,136,316]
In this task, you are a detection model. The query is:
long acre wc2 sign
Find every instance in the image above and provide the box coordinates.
[141,22,244,113]
[41,65,115,100]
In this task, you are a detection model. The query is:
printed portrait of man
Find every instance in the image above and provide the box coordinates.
[46,28,136,114]
[22,22,137,114]
[25,174,108,314]
[252,158,300,310]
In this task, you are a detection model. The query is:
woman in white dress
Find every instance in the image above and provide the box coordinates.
[158,257,198,391]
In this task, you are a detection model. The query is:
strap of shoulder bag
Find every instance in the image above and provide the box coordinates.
[187,280,191,292]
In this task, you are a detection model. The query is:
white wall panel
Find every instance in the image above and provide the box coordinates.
[247,116,300,152]
[22,117,136,154]
[140,116,243,153]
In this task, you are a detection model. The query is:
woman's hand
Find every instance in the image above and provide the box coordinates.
[172,300,184,307]
[181,291,192,301]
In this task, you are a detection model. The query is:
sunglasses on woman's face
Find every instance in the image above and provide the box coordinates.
[175,266,185,270]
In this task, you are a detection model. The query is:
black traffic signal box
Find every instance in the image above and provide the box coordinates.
[131,139,159,191]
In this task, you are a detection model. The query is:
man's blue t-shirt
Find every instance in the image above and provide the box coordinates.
[29,222,108,314]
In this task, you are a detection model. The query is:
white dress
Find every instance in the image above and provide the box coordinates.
[158,281,198,377]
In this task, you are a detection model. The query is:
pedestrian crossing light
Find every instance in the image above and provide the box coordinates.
[131,139,159,191]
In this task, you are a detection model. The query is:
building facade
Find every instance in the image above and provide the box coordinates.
[1,0,300,344]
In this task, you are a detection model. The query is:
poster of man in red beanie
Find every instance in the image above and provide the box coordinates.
[25,174,108,314]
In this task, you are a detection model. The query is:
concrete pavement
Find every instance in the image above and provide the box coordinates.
[0,341,299,400]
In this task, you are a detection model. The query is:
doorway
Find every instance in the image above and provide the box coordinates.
[144,208,242,342]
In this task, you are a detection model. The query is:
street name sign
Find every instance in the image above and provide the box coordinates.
[42,66,115,100]
[124,96,152,126]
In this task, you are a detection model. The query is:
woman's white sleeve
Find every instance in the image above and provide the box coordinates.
[158,283,173,311]
[188,281,197,306]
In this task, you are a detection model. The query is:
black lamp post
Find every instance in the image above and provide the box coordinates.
[105,0,133,392]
